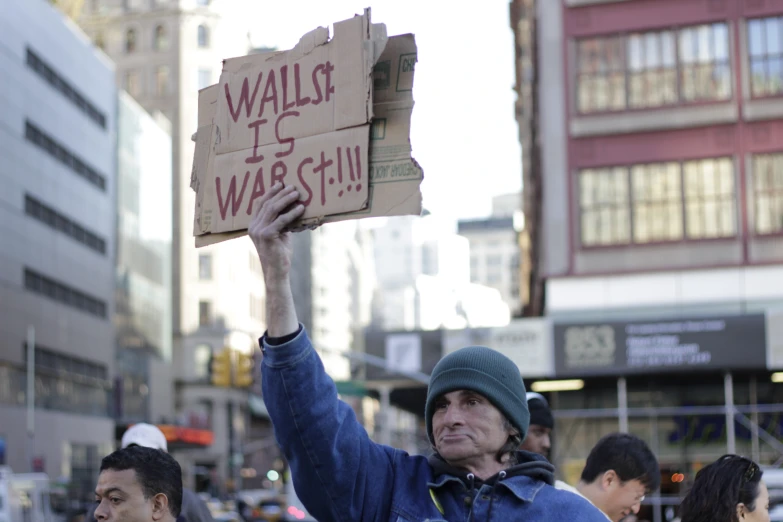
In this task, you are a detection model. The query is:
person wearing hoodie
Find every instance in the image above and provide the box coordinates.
[249,184,608,522]
[520,392,554,459]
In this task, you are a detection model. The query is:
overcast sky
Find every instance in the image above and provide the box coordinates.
[223,1,522,225]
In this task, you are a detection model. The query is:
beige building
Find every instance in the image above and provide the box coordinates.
[76,0,258,487]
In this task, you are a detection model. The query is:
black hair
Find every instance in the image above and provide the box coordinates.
[678,455,763,522]
[100,446,182,518]
[580,433,661,492]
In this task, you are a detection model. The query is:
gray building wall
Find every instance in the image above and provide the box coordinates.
[0,0,116,486]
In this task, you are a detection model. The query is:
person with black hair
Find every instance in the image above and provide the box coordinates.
[93,446,183,522]
[520,392,554,459]
[678,455,769,522]
[575,433,660,522]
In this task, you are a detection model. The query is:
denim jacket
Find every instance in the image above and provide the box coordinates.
[261,327,608,522]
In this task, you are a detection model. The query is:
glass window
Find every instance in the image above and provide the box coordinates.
[748,16,783,97]
[125,28,136,53]
[194,344,212,378]
[199,254,212,280]
[631,162,683,242]
[683,158,736,238]
[197,25,209,48]
[155,66,169,96]
[579,158,737,246]
[628,30,678,109]
[678,24,732,102]
[125,70,140,97]
[199,300,211,327]
[579,167,630,245]
[577,37,626,113]
[153,25,168,51]
[753,153,783,234]
[577,22,732,113]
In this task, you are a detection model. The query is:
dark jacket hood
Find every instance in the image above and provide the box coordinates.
[428,450,555,489]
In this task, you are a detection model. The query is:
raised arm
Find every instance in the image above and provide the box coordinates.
[249,186,399,522]
[248,183,304,337]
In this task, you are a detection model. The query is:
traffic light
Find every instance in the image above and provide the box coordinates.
[210,348,233,387]
[234,352,255,388]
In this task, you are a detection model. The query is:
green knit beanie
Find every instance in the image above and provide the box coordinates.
[425,346,530,445]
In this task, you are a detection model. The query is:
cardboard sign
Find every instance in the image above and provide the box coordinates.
[191,12,423,247]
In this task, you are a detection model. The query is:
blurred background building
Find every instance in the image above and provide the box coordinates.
[511,0,783,520]
[0,0,117,501]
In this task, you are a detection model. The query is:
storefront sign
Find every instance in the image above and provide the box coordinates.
[554,314,767,377]
[443,318,554,378]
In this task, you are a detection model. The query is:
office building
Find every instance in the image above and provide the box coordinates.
[0,0,117,500]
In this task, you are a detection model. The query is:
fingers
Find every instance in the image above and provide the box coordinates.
[275,203,306,231]
[266,186,301,218]
[251,183,285,219]
[249,184,305,240]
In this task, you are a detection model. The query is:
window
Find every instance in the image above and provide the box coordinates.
[153,25,168,51]
[197,25,209,48]
[125,70,140,97]
[25,121,106,191]
[199,300,212,326]
[25,194,106,254]
[631,162,683,242]
[678,24,731,102]
[578,158,736,246]
[627,31,677,109]
[24,268,107,319]
[577,22,731,113]
[683,158,735,238]
[155,66,169,96]
[748,17,783,97]
[579,167,630,245]
[125,28,137,53]
[25,48,107,129]
[198,68,212,90]
[194,344,212,378]
[754,153,783,234]
[199,254,212,280]
[577,36,626,113]
[197,0,210,5]
[487,255,503,266]
[24,343,108,381]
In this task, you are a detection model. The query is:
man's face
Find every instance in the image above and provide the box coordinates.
[520,424,551,458]
[599,474,647,522]
[431,390,511,467]
[94,469,166,522]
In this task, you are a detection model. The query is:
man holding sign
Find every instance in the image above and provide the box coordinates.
[248,185,608,522]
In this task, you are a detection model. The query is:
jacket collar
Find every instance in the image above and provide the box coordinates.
[428,472,546,503]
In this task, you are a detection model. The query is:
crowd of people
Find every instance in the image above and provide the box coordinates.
[84,186,773,522]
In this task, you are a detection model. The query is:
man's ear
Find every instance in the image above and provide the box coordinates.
[737,503,746,520]
[601,470,618,491]
[151,493,170,521]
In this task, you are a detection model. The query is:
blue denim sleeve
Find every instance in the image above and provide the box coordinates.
[261,326,395,522]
